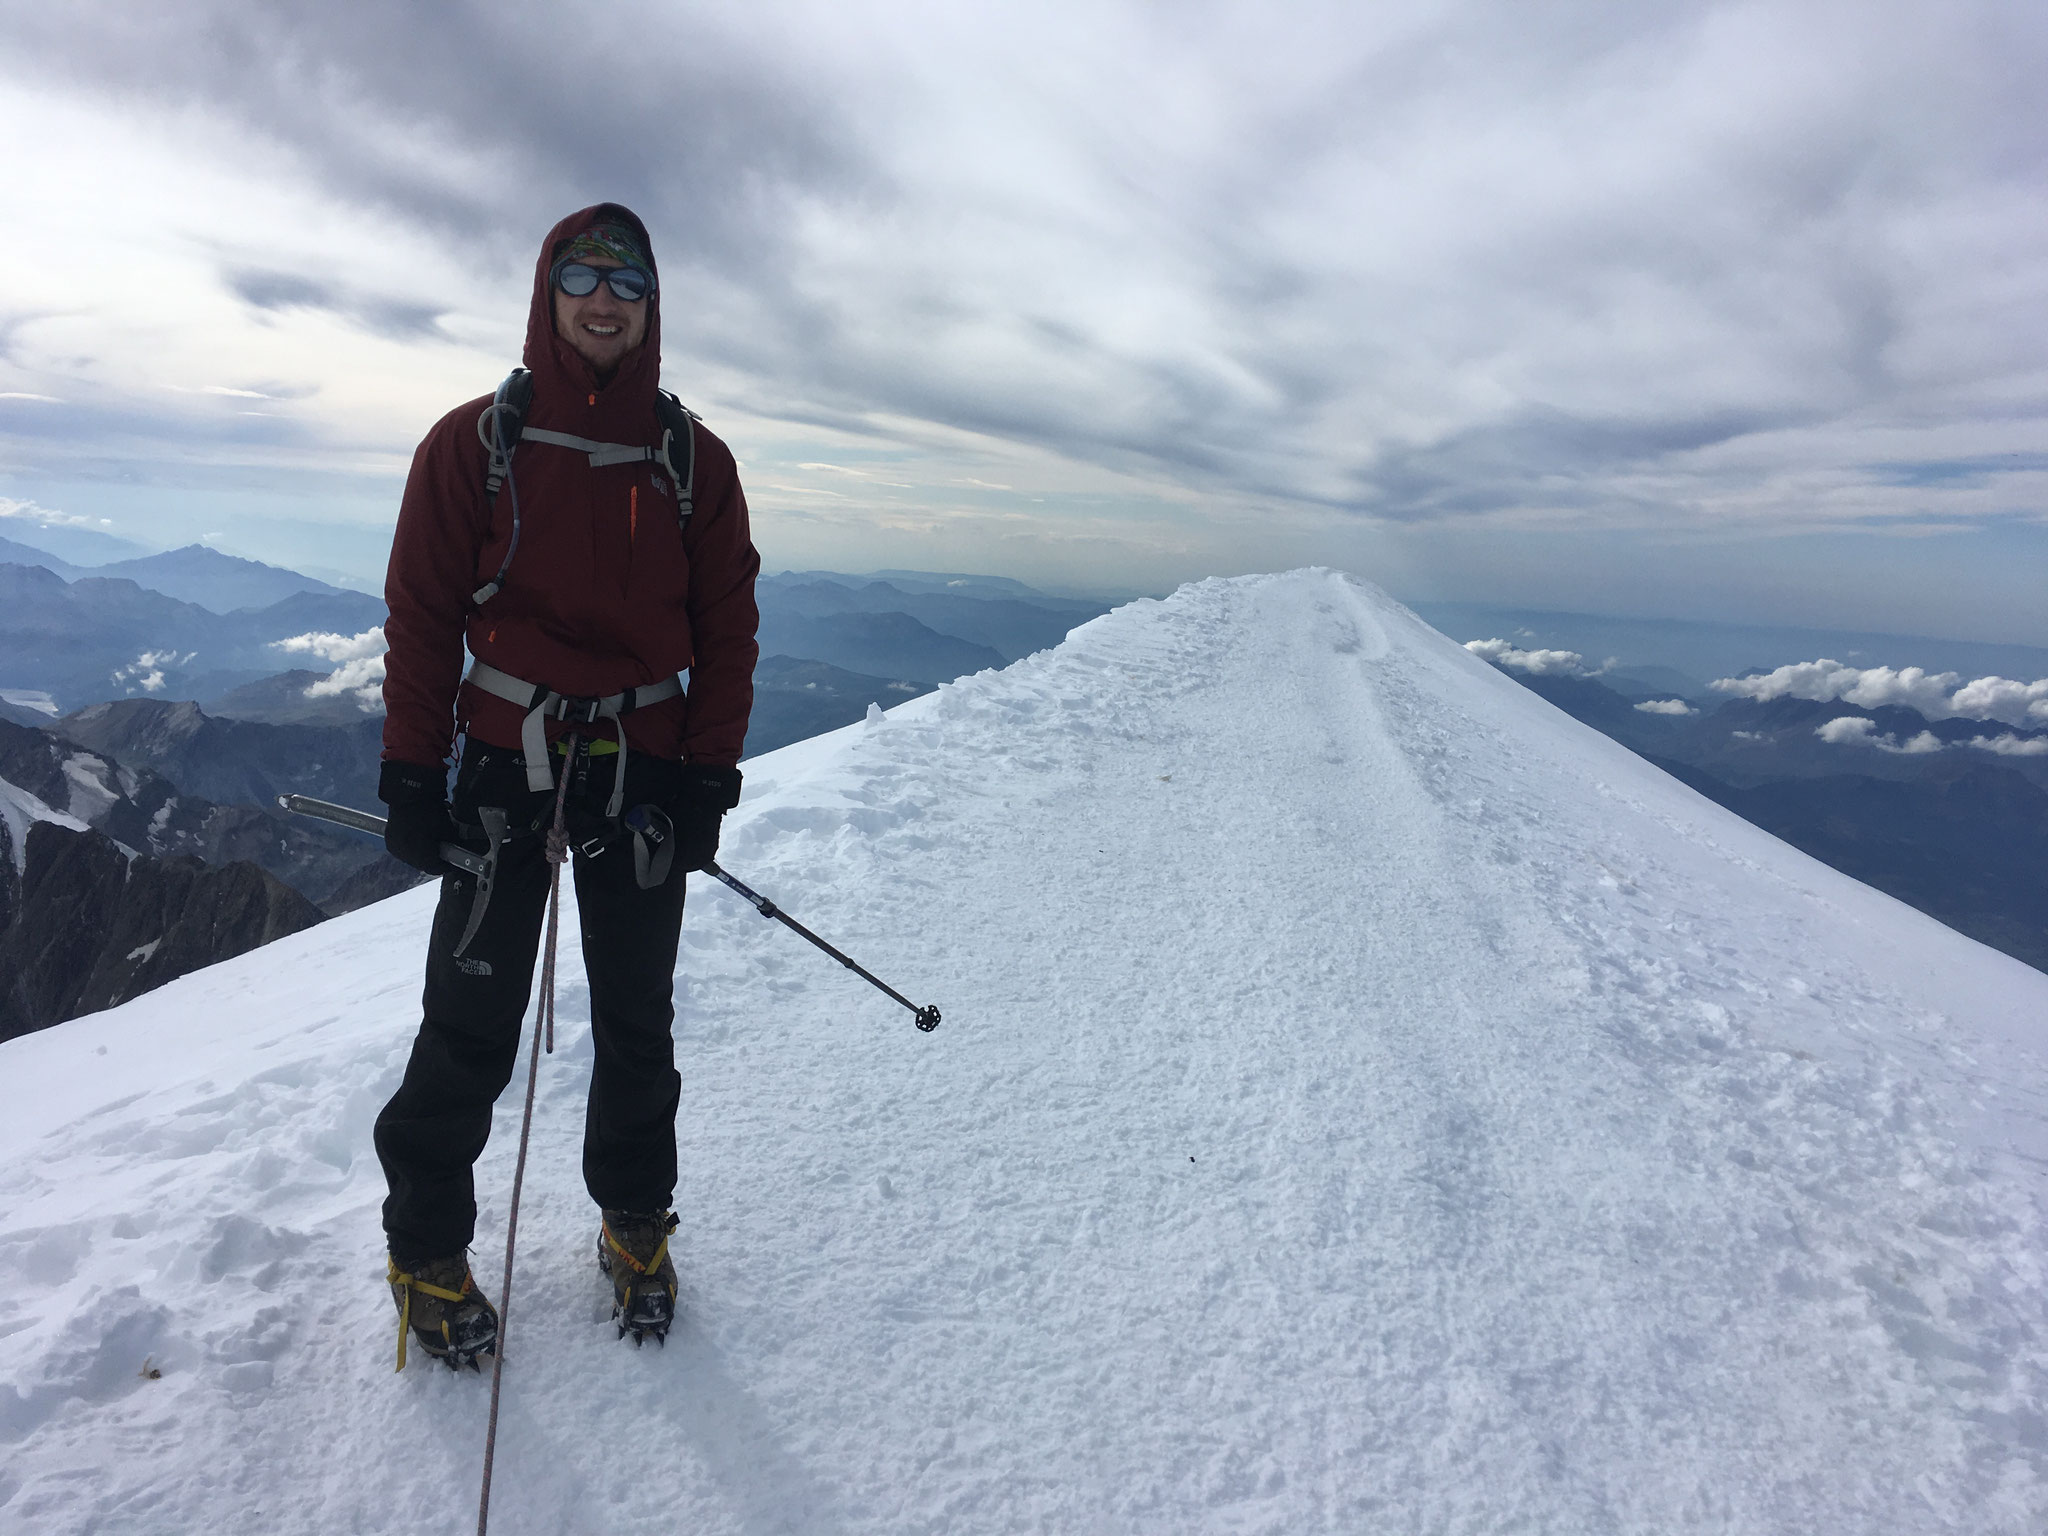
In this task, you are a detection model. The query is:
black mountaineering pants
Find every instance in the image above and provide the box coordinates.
[375,739,688,1261]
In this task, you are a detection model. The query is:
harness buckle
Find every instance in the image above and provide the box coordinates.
[551,694,606,726]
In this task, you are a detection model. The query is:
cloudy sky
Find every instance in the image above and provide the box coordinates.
[0,1,2042,640]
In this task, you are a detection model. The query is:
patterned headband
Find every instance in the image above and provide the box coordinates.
[557,223,651,272]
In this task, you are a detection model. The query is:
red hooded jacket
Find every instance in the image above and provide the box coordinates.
[381,203,760,770]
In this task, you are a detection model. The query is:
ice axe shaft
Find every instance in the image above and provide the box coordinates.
[275,793,487,876]
[703,862,941,1032]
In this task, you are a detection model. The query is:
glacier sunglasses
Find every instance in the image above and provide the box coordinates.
[550,259,655,302]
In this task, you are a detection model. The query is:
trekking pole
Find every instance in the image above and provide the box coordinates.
[702,862,941,1032]
[476,742,576,1536]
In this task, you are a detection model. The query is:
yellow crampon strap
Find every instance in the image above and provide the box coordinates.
[387,1256,475,1372]
[601,1219,675,1296]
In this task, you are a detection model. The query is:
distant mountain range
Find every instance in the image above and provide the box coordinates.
[0,535,348,612]
[759,573,1108,665]
[0,560,386,710]
[0,535,1109,716]
[0,520,151,565]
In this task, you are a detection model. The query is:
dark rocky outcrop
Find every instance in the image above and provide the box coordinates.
[0,814,19,938]
[54,697,384,811]
[0,821,127,1036]
[0,821,324,1041]
[318,853,433,917]
[0,718,380,901]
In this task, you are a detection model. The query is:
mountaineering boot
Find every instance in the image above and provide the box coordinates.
[388,1253,499,1372]
[598,1209,679,1345]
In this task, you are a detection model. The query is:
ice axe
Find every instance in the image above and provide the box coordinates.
[276,793,505,959]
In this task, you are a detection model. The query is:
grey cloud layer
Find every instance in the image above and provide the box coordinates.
[4,0,2045,528]
[226,269,444,341]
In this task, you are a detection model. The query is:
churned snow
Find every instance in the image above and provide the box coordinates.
[3,570,2046,1534]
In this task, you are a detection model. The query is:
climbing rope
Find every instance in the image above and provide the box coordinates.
[476,737,576,1536]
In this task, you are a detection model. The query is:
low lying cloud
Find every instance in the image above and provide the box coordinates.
[1714,660,2048,728]
[1634,698,1695,716]
[1465,638,1607,678]
[110,648,194,693]
[1815,716,1943,754]
[1966,733,2048,757]
[275,625,385,710]
[304,657,385,710]
[1,496,115,530]
[274,626,385,663]
[1815,714,2047,758]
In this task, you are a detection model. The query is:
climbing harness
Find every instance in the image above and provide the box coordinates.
[475,738,576,1536]
[463,657,682,819]
[470,366,700,607]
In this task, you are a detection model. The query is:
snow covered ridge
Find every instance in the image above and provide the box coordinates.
[4,569,2048,1534]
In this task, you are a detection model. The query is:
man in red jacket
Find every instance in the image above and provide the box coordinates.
[373,203,759,1368]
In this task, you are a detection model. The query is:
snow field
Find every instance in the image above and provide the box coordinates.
[3,569,2046,1533]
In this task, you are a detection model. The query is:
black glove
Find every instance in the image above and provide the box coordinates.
[671,764,742,873]
[379,759,458,876]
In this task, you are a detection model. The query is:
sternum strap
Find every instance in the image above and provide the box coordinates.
[519,428,658,468]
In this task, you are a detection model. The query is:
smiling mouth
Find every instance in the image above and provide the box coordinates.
[584,324,621,336]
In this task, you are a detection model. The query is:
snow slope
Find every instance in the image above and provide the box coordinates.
[3,570,2046,1535]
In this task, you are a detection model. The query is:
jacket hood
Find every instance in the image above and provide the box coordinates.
[522,202,663,414]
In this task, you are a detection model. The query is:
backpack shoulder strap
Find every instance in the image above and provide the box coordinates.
[656,390,699,524]
[470,368,534,605]
[477,368,534,504]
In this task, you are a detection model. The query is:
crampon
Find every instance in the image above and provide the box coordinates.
[388,1253,500,1372]
[598,1210,679,1346]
